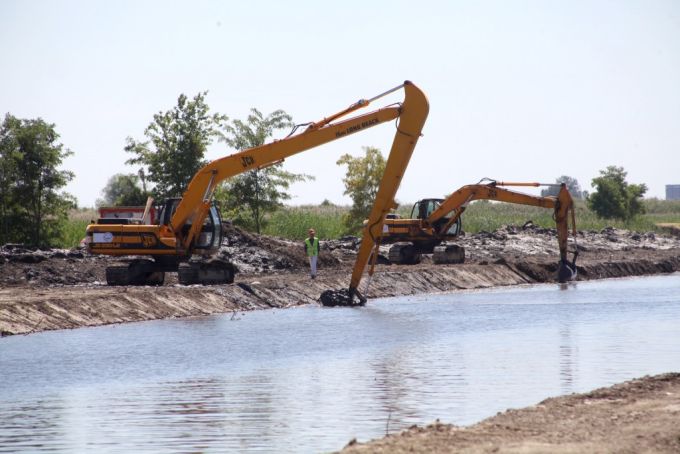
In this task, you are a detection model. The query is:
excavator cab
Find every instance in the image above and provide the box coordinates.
[411,198,462,236]
[158,198,224,253]
[383,198,464,266]
[410,198,442,220]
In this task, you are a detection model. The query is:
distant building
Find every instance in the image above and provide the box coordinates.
[667,185,680,200]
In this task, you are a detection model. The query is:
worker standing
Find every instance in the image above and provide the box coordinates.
[304,228,320,279]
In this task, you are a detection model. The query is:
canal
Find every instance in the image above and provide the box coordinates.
[1,274,679,453]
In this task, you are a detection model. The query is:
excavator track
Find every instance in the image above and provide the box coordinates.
[105,259,165,286]
[387,243,421,265]
[178,259,236,285]
[432,244,465,264]
[105,266,130,286]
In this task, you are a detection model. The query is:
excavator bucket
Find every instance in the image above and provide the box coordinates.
[557,251,578,283]
[319,288,366,307]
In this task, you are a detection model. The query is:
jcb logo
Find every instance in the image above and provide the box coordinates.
[241,156,255,168]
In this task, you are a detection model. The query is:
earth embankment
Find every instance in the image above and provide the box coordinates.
[1,225,679,336]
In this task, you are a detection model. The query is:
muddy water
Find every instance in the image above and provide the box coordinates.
[1,275,679,453]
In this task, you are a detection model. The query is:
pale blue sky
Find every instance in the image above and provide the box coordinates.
[2,0,679,207]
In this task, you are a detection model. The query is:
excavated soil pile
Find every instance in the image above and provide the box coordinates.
[0,224,359,287]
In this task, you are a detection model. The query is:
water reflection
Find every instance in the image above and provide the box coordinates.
[558,309,577,394]
[1,274,679,453]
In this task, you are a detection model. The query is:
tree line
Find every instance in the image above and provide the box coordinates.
[1,91,651,247]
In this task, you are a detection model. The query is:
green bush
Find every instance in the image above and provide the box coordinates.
[53,209,96,248]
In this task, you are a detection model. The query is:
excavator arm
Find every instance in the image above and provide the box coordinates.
[87,81,429,291]
[172,82,428,299]
[345,84,429,303]
[166,82,428,255]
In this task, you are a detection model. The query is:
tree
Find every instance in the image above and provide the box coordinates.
[541,175,583,199]
[125,91,228,200]
[587,165,647,220]
[0,114,75,246]
[0,115,21,242]
[217,108,312,233]
[336,146,386,233]
[97,173,148,207]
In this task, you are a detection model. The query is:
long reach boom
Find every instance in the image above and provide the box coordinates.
[86,81,429,298]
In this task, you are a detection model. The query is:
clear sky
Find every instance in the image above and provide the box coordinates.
[2,0,679,208]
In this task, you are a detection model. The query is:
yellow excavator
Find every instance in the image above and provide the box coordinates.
[85,81,429,304]
[379,179,579,282]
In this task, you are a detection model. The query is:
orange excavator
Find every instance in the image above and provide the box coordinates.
[378,179,579,280]
[85,81,429,304]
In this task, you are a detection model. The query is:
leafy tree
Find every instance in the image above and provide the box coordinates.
[587,165,647,220]
[125,91,228,200]
[97,173,148,207]
[217,108,312,233]
[0,116,21,242]
[541,175,583,199]
[336,146,386,233]
[0,114,75,246]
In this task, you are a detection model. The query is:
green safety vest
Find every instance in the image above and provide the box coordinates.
[305,237,319,256]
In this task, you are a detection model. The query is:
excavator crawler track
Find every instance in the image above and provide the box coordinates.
[388,243,421,265]
[432,244,465,264]
[105,260,165,286]
[105,266,130,286]
[178,260,236,285]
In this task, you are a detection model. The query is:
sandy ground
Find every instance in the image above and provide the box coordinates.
[339,373,680,453]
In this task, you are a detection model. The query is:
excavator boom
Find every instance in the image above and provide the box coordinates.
[86,81,429,293]
[347,83,429,300]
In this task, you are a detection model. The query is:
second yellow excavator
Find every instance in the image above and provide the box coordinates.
[375,179,579,282]
[320,180,578,306]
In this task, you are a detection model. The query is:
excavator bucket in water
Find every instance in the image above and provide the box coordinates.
[319,288,366,307]
[557,251,578,283]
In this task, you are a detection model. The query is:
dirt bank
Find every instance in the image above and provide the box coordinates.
[1,225,680,336]
[339,373,680,453]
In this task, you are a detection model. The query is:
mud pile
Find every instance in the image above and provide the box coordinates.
[0,244,99,286]
[216,224,354,273]
[0,224,358,287]
[1,224,680,288]
[455,224,680,262]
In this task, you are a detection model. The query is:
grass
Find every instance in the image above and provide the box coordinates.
[261,204,348,239]
[56,200,680,248]
[437,199,680,234]
[58,208,97,248]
